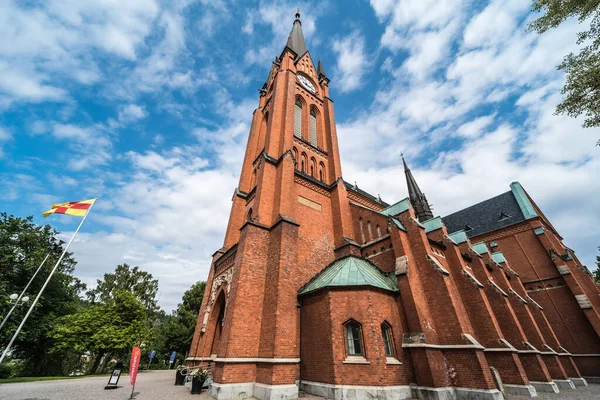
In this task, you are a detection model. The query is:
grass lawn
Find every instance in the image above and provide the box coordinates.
[0,372,129,384]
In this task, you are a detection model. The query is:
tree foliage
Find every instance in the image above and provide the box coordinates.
[87,264,160,316]
[151,281,205,362]
[530,0,600,129]
[51,289,150,373]
[0,213,85,376]
[595,251,600,283]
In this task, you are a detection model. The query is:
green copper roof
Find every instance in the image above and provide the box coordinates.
[510,182,537,220]
[390,216,406,231]
[380,198,410,217]
[491,251,506,264]
[423,217,443,233]
[298,256,399,296]
[448,230,468,244]
[534,227,544,235]
[472,242,489,255]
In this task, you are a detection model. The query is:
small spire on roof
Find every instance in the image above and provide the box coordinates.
[317,58,326,77]
[354,181,358,189]
[295,8,301,20]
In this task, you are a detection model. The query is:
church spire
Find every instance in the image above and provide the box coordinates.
[285,9,308,59]
[402,155,434,222]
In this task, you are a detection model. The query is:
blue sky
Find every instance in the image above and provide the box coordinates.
[1,0,598,311]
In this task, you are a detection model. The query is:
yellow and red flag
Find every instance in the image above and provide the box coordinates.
[43,198,96,218]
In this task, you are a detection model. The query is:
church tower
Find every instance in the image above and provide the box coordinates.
[187,11,362,400]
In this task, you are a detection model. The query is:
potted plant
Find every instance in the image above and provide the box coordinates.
[190,367,209,394]
[175,365,188,386]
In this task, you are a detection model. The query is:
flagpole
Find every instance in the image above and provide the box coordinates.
[0,197,98,364]
[0,253,50,334]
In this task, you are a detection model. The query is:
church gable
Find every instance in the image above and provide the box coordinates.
[296,52,318,84]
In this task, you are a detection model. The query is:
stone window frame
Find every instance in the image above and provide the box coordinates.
[342,319,369,364]
[381,321,394,357]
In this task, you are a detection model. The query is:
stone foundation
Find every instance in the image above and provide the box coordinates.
[570,377,588,387]
[300,380,503,400]
[209,382,298,400]
[529,381,560,393]
[503,384,537,397]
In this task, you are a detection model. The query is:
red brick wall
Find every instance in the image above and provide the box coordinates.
[301,287,413,386]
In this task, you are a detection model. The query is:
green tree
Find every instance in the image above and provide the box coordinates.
[87,264,160,316]
[0,213,85,376]
[51,289,150,374]
[151,281,205,363]
[594,251,600,283]
[529,1,600,130]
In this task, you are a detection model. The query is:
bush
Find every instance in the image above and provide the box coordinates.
[0,363,14,379]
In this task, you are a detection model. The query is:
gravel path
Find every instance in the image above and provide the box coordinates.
[0,370,208,400]
[1,372,598,400]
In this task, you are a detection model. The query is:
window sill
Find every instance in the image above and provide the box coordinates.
[343,356,370,364]
[386,357,402,365]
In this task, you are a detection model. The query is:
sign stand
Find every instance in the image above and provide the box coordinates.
[168,351,176,369]
[104,366,122,390]
[147,350,155,371]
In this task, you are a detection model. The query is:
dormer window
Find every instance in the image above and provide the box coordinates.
[464,224,473,232]
[498,212,511,221]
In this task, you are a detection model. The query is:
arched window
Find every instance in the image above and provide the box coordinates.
[367,221,374,242]
[344,321,363,356]
[257,112,268,155]
[376,225,382,238]
[294,100,302,138]
[247,208,253,221]
[310,157,317,177]
[310,108,317,146]
[381,323,394,357]
[359,218,366,244]
[319,162,326,182]
[293,147,298,169]
[301,152,307,173]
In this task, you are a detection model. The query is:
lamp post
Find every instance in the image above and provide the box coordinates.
[0,254,49,334]
[0,295,30,333]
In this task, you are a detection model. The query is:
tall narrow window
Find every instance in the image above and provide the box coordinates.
[367,221,374,242]
[359,218,366,244]
[294,100,302,138]
[310,109,317,146]
[376,225,382,238]
[310,157,317,177]
[345,322,363,356]
[381,323,394,357]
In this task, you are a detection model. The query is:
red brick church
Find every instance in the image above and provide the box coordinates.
[188,12,600,400]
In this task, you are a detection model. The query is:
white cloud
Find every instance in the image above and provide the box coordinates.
[118,104,148,123]
[332,30,370,92]
[456,114,495,138]
[50,123,113,170]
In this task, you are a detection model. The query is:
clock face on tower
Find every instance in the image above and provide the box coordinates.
[297,75,316,94]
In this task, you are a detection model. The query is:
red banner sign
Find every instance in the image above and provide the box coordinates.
[129,346,141,386]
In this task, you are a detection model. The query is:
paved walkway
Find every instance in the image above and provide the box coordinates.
[0,370,204,400]
[1,372,598,400]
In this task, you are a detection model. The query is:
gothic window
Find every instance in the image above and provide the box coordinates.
[319,162,326,182]
[359,218,366,244]
[294,100,302,138]
[310,157,317,177]
[367,221,374,242]
[344,321,363,356]
[376,225,382,238]
[301,152,308,173]
[258,112,268,154]
[247,208,253,221]
[293,147,299,169]
[381,323,394,357]
[310,108,318,146]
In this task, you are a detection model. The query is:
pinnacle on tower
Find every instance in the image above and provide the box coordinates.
[402,155,434,222]
[284,9,308,59]
[317,58,327,78]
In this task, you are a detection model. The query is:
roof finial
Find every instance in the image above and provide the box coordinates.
[401,152,409,171]
[295,8,301,20]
